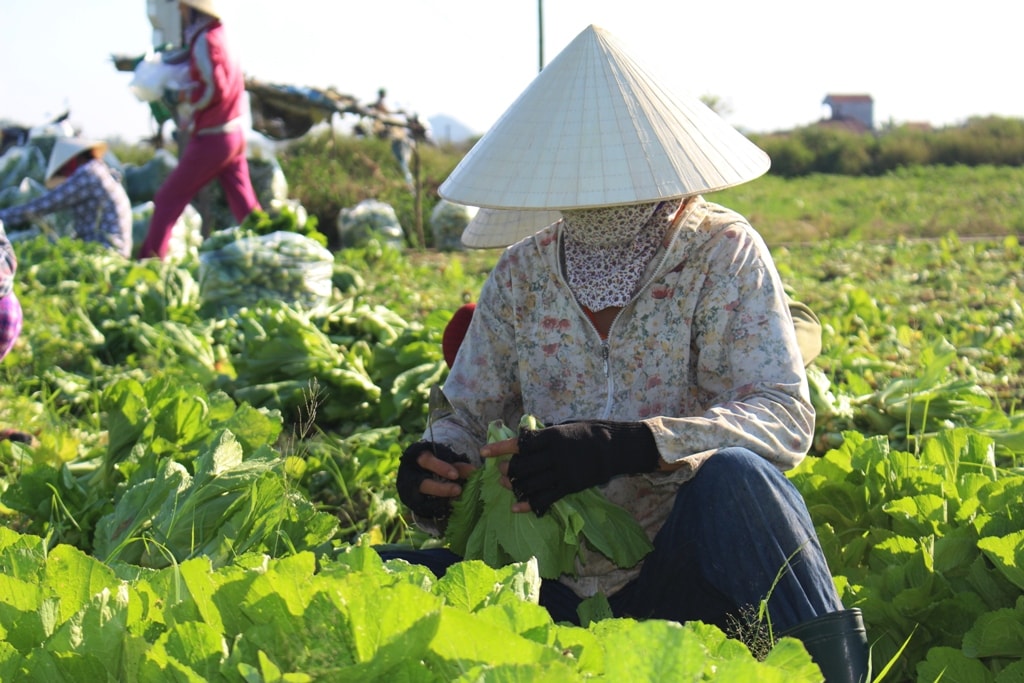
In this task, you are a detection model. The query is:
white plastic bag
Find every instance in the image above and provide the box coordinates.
[129,51,190,103]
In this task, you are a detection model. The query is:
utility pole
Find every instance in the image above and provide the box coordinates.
[538,0,544,72]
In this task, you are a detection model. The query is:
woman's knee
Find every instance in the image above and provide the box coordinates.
[674,447,809,527]
[694,447,789,491]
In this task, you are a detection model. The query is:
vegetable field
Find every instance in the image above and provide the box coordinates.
[1,196,1023,679]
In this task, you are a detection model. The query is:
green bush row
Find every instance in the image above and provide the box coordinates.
[110,115,1024,249]
[752,116,1024,177]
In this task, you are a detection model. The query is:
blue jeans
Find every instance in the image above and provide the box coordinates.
[378,447,842,631]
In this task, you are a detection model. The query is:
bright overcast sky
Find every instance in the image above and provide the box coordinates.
[2,0,1021,145]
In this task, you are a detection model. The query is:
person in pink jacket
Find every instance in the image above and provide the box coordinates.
[139,0,260,259]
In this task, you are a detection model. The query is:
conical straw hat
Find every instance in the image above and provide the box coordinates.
[44,138,108,187]
[439,24,770,212]
[179,0,223,19]
[461,208,563,249]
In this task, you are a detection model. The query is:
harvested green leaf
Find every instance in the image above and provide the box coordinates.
[445,416,653,579]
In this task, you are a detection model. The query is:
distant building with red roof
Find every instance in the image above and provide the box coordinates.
[821,94,874,132]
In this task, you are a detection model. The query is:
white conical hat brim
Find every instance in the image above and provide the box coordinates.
[45,138,107,184]
[439,24,770,211]
[461,208,563,249]
[180,0,222,18]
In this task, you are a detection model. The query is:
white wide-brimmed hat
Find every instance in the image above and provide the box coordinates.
[44,138,108,187]
[461,208,563,249]
[179,0,223,19]
[440,23,770,220]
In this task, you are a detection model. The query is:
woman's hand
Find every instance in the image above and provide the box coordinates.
[488,421,662,515]
[396,441,476,520]
[410,448,477,498]
[480,436,534,514]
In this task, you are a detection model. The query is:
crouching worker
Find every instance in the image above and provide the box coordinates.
[380,24,868,683]
[0,138,132,257]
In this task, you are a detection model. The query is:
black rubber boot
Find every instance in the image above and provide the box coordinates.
[781,608,870,683]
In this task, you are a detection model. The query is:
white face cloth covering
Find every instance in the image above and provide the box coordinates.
[562,200,678,310]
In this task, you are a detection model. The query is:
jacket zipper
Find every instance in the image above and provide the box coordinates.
[559,200,694,417]
[601,340,614,417]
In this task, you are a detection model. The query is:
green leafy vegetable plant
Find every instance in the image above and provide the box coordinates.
[789,428,1024,680]
[0,530,823,681]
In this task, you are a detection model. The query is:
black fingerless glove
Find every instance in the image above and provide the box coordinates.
[507,420,661,515]
[396,440,471,520]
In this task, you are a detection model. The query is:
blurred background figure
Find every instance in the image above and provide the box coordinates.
[0,138,132,256]
[369,88,390,115]
[139,0,262,258]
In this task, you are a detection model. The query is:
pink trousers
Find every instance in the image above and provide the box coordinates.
[0,291,22,361]
[140,127,261,259]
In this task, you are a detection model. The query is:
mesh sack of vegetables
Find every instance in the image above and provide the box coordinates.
[198,228,334,316]
[0,143,48,190]
[123,149,178,204]
[429,199,478,251]
[0,177,46,211]
[132,201,202,262]
[336,198,405,249]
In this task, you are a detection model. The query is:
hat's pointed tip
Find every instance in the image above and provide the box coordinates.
[442,24,769,218]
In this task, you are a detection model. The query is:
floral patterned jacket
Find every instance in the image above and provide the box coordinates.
[432,196,815,597]
[0,159,132,257]
[0,221,14,299]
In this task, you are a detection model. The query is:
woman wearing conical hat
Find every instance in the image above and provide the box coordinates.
[0,138,133,256]
[389,25,868,683]
[139,0,261,259]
